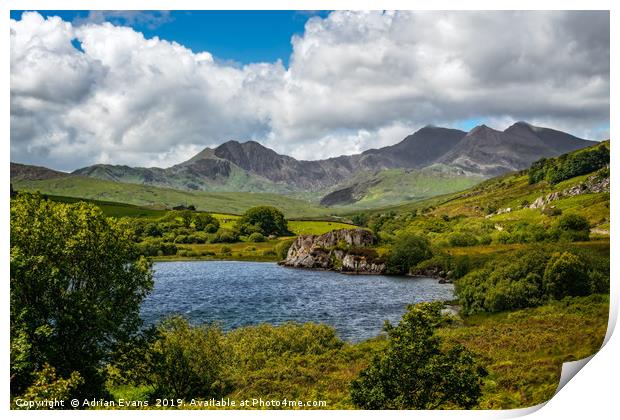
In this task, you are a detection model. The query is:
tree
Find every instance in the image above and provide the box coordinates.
[350,302,486,409]
[10,193,153,397]
[543,252,590,299]
[235,206,288,236]
[386,232,432,274]
[193,213,219,232]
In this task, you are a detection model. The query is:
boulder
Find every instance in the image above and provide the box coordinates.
[280,228,385,274]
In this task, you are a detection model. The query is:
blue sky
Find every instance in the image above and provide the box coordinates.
[10,10,609,170]
[10,10,330,66]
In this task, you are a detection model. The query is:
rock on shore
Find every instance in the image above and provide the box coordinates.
[280,228,386,274]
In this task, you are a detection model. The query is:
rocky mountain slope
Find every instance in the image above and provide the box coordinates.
[10,162,69,181]
[437,122,593,175]
[71,122,594,195]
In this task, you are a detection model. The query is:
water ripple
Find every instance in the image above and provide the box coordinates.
[140,261,454,342]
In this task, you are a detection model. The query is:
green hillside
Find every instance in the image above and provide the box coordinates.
[12,175,337,219]
[321,165,484,209]
[353,141,610,234]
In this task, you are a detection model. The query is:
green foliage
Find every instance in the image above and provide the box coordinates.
[214,228,239,243]
[438,294,608,409]
[456,245,607,314]
[543,252,590,299]
[385,232,432,274]
[236,206,289,236]
[351,213,369,226]
[14,364,84,408]
[248,232,266,242]
[275,238,295,260]
[147,316,228,399]
[552,213,590,242]
[10,193,153,397]
[528,144,609,185]
[227,322,343,372]
[193,213,220,232]
[350,302,486,409]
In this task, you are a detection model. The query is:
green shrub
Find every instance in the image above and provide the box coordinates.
[275,239,295,260]
[147,317,228,399]
[192,213,220,232]
[248,232,266,243]
[214,228,239,243]
[552,214,590,242]
[449,232,479,247]
[350,302,486,409]
[456,249,549,314]
[543,252,590,299]
[386,233,432,274]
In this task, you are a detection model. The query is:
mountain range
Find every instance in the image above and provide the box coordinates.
[12,121,596,208]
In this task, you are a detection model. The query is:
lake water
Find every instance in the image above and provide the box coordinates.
[141,261,454,342]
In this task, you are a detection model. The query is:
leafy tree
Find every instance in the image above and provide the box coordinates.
[386,232,432,274]
[236,206,288,236]
[351,213,369,227]
[193,213,220,232]
[350,302,486,409]
[147,316,228,399]
[10,193,153,397]
[543,252,590,299]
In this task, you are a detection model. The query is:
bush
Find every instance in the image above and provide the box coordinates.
[456,249,550,314]
[214,228,239,243]
[226,322,343,372]
[449,232,479,247]
[235,206,288,236]
[350,302,486,409]
[193,213,220,232]
[248,232,266,243]
[543,252,590,299]
[386,232,432,274]
[275,239,295,260]
[147,317,228,399]
[552,214,590,242]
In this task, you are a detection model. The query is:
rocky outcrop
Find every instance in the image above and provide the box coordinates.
[529,170,609,210]
[280,228,386,274]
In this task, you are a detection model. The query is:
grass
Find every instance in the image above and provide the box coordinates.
[163,239,290,262]
[326,166,484,209]
[439,294,609,409]
[12,176,341,219]
[40,194,169,218]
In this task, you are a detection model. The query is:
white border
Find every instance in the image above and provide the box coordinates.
[2,1,617,418]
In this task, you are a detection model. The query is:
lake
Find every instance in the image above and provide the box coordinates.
[141,261,454,342]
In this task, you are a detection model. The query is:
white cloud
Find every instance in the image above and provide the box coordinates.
[10,11,609,171]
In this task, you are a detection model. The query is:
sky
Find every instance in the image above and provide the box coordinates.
[10,10,610,171]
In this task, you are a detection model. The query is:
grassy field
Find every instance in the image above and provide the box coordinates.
[328,166,484,209]
[12,176,341,219]
[439,294,609,409]
[41,194,169,218]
